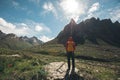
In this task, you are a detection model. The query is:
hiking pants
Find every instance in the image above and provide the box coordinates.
[67,52,75,69]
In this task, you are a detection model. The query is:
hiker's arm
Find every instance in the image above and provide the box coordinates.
[65,42,68,51]
[73,42,76,50]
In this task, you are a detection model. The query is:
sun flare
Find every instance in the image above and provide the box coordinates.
[63,0,79,13]
[60,0,85,22]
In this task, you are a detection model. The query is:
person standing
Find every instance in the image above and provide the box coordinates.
[65,37,76,71]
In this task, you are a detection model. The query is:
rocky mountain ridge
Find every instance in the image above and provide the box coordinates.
[0,30,43,49]
[56,17,120,47]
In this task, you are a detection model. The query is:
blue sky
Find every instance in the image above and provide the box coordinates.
[0,0,120,42]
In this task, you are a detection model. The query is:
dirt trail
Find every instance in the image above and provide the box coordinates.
[44,61,84,80]
[0,54,21,57]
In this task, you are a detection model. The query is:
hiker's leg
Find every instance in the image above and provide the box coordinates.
[71,52,75,70]
[67,52,70,70]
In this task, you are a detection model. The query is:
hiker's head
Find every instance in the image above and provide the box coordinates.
[68,37,73,41]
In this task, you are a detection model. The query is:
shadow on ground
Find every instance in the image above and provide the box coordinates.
[76,55,120,62]
[63,69,84,80]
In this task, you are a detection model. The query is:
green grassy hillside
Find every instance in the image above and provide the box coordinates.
[0,38,33,50]
[0,48,47,80]
[0,31,42,50]
[28,42,120,62]
[0,40,120,80]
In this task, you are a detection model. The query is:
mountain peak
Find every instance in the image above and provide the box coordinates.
[56,17,120,46]
[0,30,2,33]
[69,18,76,25]
[0,30,3,33]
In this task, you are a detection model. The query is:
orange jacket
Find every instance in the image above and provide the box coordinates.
[66,40,75,52]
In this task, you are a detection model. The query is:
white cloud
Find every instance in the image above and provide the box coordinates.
[84,2,100,20]
[0,18,53,43]
[88,2,100,13]
[39,35,54,42]
[0,18,29,36]
[34,23,51,33]
[109,7,120,22]
[20,23,27,26]
[59,0,87,22]
[12,1,27,11]
[23,19,51,33]
[35,25,43,32]
[43,2,54,11]
[43,2,57,17]
[0,18,16,29]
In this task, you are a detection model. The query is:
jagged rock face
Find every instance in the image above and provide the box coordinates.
[29,36,43,45]
[5,33,18,39]
[57,19,77,44]
[0,30,6,39]
[57,17,120,47]
[19,36,42,45]
[19,36,29,41]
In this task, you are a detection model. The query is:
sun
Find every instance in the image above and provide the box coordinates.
[60,0,83,21]
[61,0,79,14]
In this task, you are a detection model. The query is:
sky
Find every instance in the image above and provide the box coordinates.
[0,0,120,42]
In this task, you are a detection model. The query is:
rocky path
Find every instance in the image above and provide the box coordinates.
[0,54,21,57]
[44,62,84,80]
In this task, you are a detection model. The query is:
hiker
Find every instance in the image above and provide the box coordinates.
[65,37,76,71]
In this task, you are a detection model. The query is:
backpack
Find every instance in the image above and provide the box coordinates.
[67,41,74,52]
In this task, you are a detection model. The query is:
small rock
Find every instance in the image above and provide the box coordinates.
[118,78,120,80]
[96,70,99,72]
[80,73,83,77]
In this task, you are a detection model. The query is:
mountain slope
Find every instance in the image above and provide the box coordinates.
[56,17,120,47]
[0,30,43,50]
